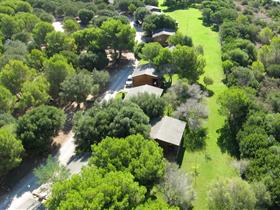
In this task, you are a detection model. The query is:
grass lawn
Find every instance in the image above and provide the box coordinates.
[159,3,238,209]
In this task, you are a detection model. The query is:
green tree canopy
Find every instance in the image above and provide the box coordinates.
[46,167,146,210]
[171,45,205,82]
[60,70,99,103]
[0,126,24,176]
[90,134,165,186]
[208,178,257,210]
[32,22,54,46]
[0,60,36,94]
[142,14,177,36]
[63,19,80,34]
[34,155,70,185]
[17,105,65,153]
[17,76,50,111]
[101,18,135,60]
[0,85,16,113]
[74,101,150,152]
[44,54,75,98]
[45,31,76,57]
[129,93,166,119]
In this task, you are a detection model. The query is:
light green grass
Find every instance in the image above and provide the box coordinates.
[159,4,238,209]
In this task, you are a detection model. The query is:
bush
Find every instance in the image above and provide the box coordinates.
[129,93,166,119]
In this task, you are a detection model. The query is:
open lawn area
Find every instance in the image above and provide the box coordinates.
[159,4,238,209]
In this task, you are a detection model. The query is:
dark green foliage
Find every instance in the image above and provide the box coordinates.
[78,51,108,70]
[142,14,177,36]
[129,93,166,120]
[217,88,253,157]
[245,148,280,207]
[184,127,207,151]
[78,9,94,25]
[134,7,150,24]
[17,105,65,153]
[0,113,16,128]
[60,71,99,103]
[46,167,146,210]
[0,126,24,176]
[90,134,165,186]
[74,101,150,152]
[168,32,193,47]
[32,22,54,46]
[226,67,259,88]
[239,133,275,159]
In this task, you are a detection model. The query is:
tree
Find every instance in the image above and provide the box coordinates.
[142,14,177,36]
[258,27,274,44]
[92,70,109,90]
[17,105,65,153]
[101,18,135,60]
[34,155,70,185]
[267,91,280,113]
[168,32,193,47]
[45,31,76,57]
[72,27,105,52]
[44,54,75,98]
[0,126,24,177]
[14,13,40,32]
[90,134,165,186]
[226,66,259,88]
[32,22,54,46]
[239,133,275,159]
[136,198,178,210]
[46,168,146,210]
[17,76,50,111]
[63,19,79,34]
[78,51,108,70]
[60,71,99,103]
[0,60,36,94]
[26,49,47,71]
[0,113,16,128]
[0,40,28,68]
[74,101,150,152]
[141,42,162,62]
[217,87,253,157]
[134,7,151,24]
[171,45,205,82]
[0,15,20,39]
[160,162,195,209]
[245,148,280,207]
[0,85,16,113]
[208,178,257,210]
[129,93,166,119]
[78,9,94,25]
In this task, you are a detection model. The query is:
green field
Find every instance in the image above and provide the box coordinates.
[159,5,238,209]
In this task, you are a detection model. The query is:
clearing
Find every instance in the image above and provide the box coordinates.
[159,5,238,209]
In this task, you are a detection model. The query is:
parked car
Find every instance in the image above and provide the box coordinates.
[125,75,133,88]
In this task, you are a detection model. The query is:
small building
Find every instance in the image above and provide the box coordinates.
[145,5,162,14]
[150,116,186,160]
[152,29,176,46]
[124,84,164,100]
[132,64,158,87]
